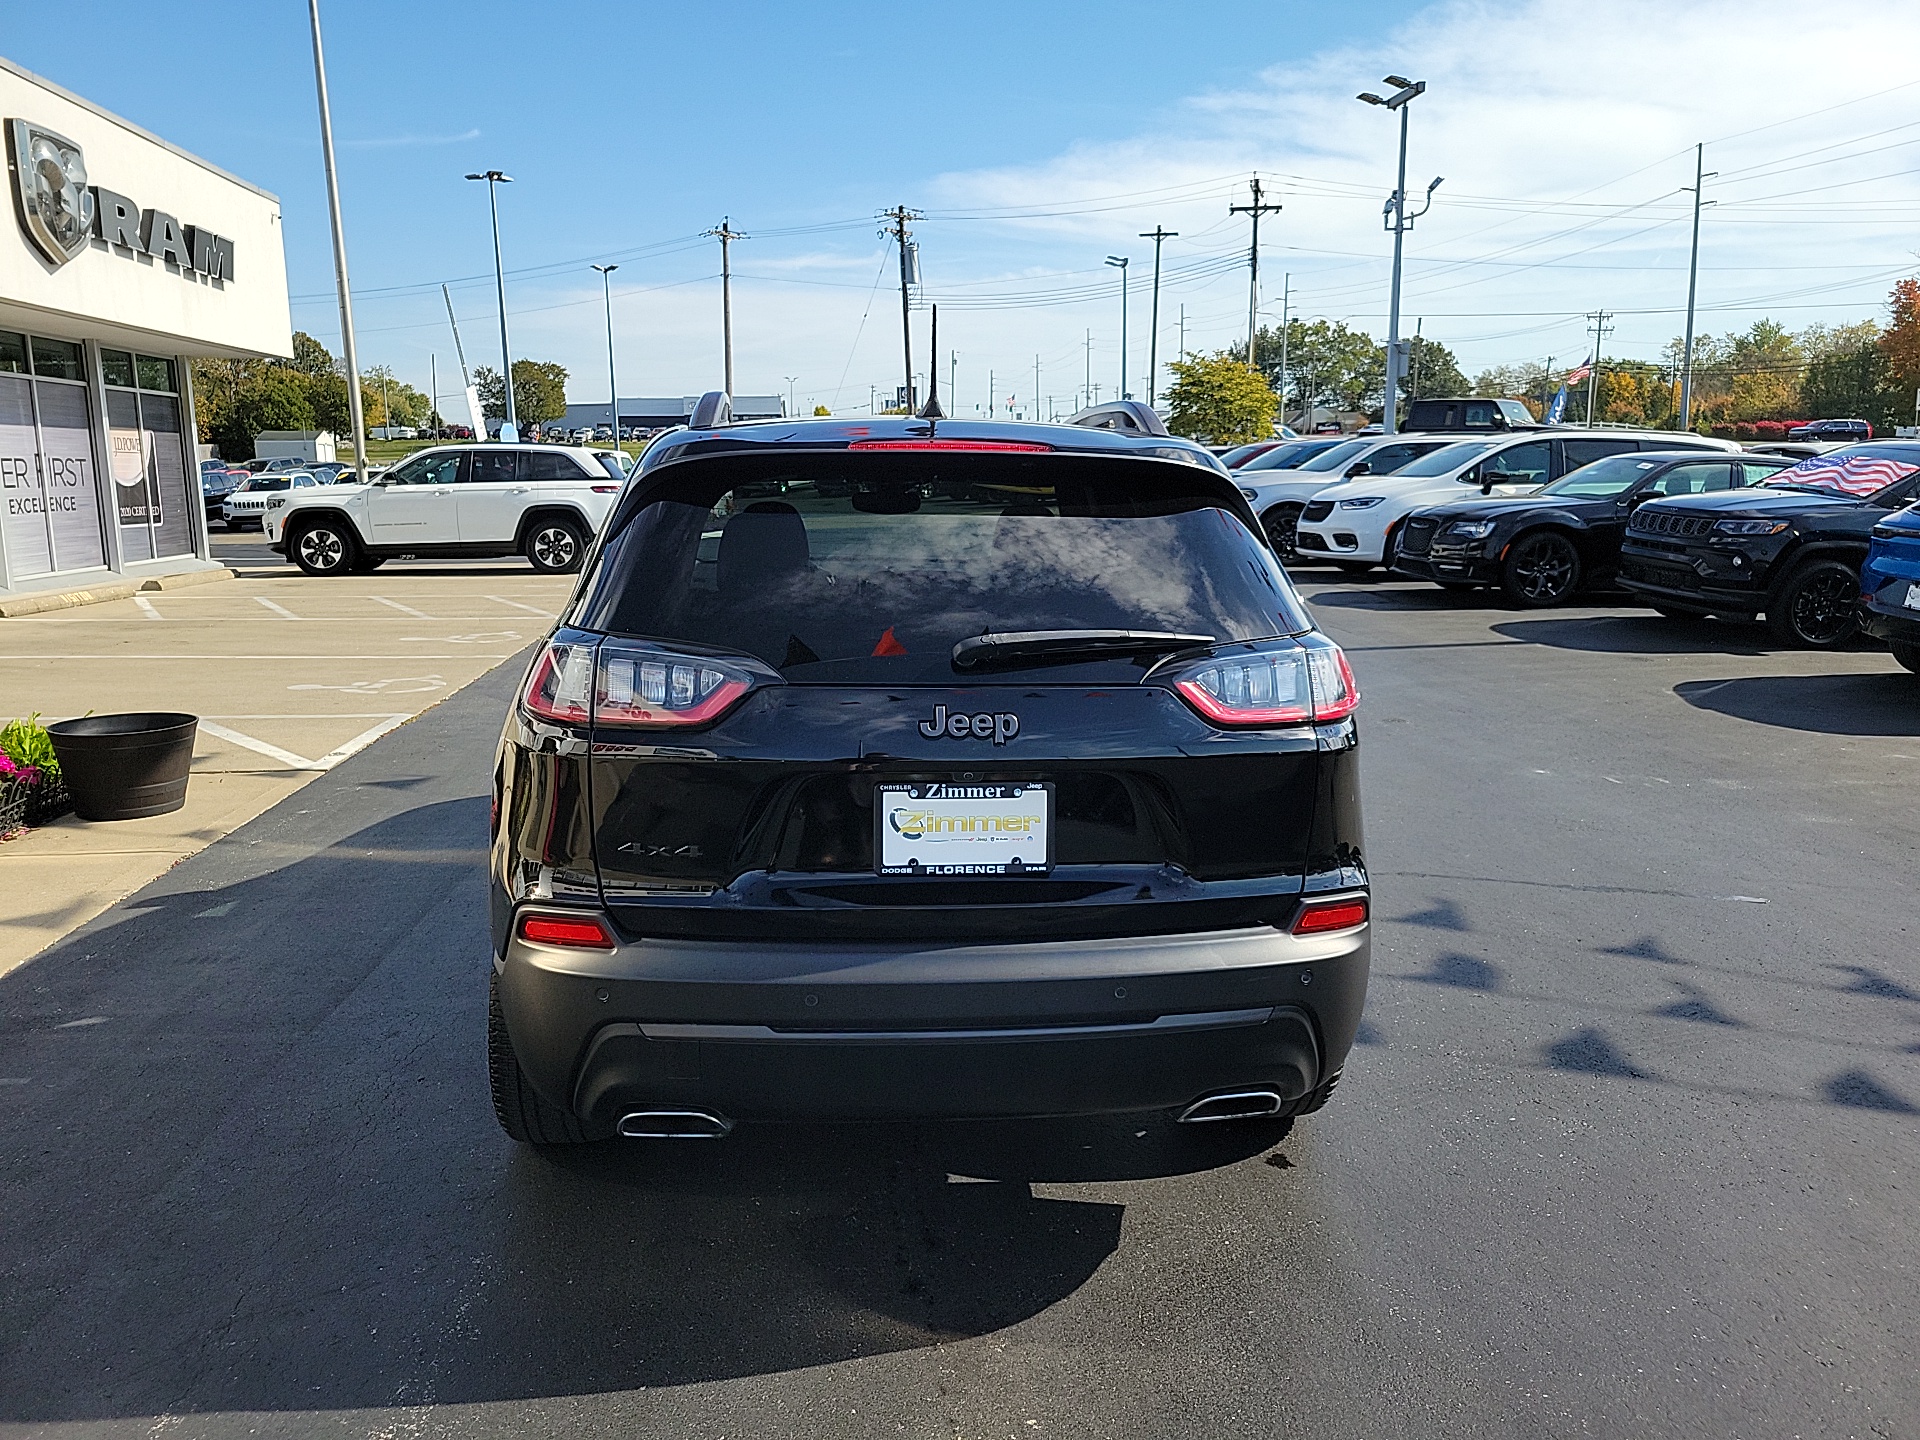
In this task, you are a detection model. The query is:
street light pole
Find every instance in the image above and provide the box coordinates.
[306,0,369,483]
[784,374,798,417]
[1105,256,1130,399]
[1278,273,1291,429]
[1139,225,1177,406]
[464,169,516,437]
[591,263,619,440]
[1358,77,1440,436]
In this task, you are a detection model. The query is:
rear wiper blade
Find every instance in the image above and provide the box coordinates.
[952,629,1216,671]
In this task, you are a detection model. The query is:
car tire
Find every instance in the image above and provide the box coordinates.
[488,971,610,1145]
[1887,639,1920,675]
[1261,503,1302,563]
[290,518,358,577]
[1500,530,1581,607]
[1766,557,1861,648]
[525,518,586,575]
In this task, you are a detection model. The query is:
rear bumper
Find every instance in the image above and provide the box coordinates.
[497,916,1370,1124]
[1859,595,1920,646]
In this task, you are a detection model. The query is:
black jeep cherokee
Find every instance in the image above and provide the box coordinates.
[487,402,1369,1144]
[1618,442,1920,647]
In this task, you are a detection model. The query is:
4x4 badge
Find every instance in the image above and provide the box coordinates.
[918,703,1020,745]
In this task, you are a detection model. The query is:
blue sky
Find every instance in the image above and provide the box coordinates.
[11,0,1920,416]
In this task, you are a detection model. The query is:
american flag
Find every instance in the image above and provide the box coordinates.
[1762,451,1920,498]
[1562,363,1592,386]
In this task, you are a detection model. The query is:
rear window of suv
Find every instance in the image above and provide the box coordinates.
[574,453,1311,681]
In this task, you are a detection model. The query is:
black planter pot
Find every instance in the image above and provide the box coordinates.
[46,713,198,821]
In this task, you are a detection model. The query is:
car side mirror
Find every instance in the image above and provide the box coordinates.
[1344,461,1371,478]
[1478,470,1496,495]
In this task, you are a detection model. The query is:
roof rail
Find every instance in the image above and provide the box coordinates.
[1065,400,1170,438]
[688,391,732,429]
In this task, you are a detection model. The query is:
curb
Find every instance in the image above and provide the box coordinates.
[0,568,236,618]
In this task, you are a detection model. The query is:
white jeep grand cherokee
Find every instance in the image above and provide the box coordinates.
[264,444,625,576]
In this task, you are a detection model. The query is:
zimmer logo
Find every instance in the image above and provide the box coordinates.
[888,806,1039,841]
[7,120,93,267]
[8,118,237,281]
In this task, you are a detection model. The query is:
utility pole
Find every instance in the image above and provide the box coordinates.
[1358,77,1440,436]
[1679,144,1715,431]
[1541,355,1553,417]
[879,205,923,412]
[1139,225,1178,406]
[1228,178,1282,369]
[1034,354,1041,421]
[987,368,993,418]
[950,350,957,413]
[1084,329,1093,409]
[1278,274,1291,428]
[592,263,619,437]
[307,0,369,482]
[1179,305,1187,366]
[705,218,745,396]
[1584,311,1615,424]
[1410,316,1423,399]
[429,353,438,435]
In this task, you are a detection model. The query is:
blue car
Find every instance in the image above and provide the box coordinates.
[1859,501,1920,674]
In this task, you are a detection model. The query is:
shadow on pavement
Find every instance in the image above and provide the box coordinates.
[1305,584,1489,612]
[1490,612,1783,655]
[0,794,1279,1422]
[1674,673,1920,735]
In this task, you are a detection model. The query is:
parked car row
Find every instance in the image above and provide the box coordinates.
[1311,435,1920,659]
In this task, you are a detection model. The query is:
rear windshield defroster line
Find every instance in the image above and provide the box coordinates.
[570,452,1313,683]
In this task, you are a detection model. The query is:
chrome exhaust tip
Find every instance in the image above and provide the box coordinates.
[616,1108,734,1139]
[1177,1089,1286,1124]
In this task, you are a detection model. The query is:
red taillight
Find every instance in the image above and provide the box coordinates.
[1163,639,1358,727]
[521,641,594,724]
[846,439,1052,452]
[591,484,620,493]
[518,913,615,948]
[594,641,757,728]
[1291,896,1368,935]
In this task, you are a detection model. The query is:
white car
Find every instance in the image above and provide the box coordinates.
[1294,429,1742,570]
[263,443,625,576]
[222,471,320,531]
[1237,435,1471,561]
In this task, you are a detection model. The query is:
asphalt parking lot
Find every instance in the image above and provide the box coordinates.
[1,569,1916,1438]
[0,530,570,974]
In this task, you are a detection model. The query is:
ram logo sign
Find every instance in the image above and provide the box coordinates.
[7,117,236,282]
[7,120,93,267]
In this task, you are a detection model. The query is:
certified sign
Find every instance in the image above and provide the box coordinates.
[876,782,1053,876]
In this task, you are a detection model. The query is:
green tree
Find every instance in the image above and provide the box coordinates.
[1251,320,1384,424]
[209,367,316,460]
[812,404,832,416]
[1404,336,1468,401]
[289,331,337,378]
[1165,353,1278,445]
[476,360,569,428]
[1801,341,1892,427]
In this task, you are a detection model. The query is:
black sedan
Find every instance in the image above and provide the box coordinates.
[1394,451,1794,606]
[1617,442,1920,646]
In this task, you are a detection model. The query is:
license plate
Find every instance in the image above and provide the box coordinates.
[875,782,1052,876]
[1904,582,1920,612]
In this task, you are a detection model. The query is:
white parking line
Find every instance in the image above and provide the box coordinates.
[371,596,433,619]
[487,595,553,615]
[196,713,413,771]
[255,597,301,620]
[133,596,162,621]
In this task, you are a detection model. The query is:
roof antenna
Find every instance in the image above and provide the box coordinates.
[917,303,945,422]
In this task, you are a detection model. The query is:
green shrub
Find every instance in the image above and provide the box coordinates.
[0,715,59,781]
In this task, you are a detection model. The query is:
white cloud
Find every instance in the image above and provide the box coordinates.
[343,0,1920,413]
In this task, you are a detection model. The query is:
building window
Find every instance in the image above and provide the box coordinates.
[0,330,109,581]
[102,349,193,562]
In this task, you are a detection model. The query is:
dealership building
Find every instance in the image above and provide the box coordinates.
[1,56,290,601]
